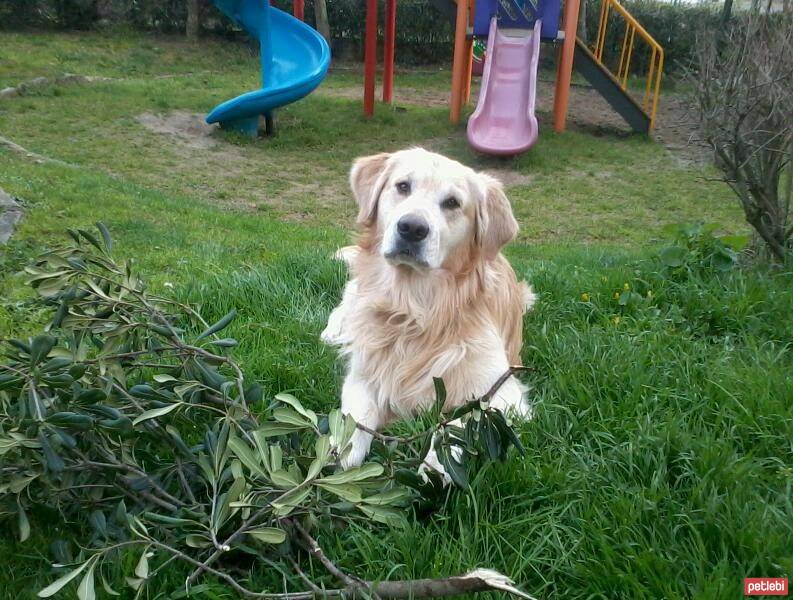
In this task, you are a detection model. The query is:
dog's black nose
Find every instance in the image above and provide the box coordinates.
[397,215,429,242]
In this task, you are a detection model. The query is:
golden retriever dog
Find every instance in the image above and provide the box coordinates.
[322,148,535,469]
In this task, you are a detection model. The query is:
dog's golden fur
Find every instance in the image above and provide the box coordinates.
[322,148,534,467]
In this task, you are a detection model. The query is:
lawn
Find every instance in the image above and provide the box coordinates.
[1,31,791,599]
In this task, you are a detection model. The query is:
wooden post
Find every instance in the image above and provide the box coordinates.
[383,0,397,102]
[186,0,200,41]
[463,38,474,103]
[314,0,331,42]
[293,0,305,21]
[450,0,469,123]
[553,0,580,132]
[364,0,378,116]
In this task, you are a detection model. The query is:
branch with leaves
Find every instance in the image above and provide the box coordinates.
[0,224,532,599]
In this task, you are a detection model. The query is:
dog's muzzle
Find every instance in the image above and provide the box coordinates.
[384,215,430,267]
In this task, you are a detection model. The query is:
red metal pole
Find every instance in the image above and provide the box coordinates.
[553,0,580,132]
[449,0,469,123]
[364,0,378,116]
[293,0,304,21]
[382,0,397,103]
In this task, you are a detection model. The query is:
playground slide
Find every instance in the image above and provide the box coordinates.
[206,0,331,133]
[466,18,541,155]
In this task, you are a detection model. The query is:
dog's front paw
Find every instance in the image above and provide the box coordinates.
[321,305,347,346]
[418,448,452,487]
[340,428,372,469]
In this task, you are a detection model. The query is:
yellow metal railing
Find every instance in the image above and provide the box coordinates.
[593,0,664,130]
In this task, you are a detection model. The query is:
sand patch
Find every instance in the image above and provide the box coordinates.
[136,111,220,149]
[483,169,535,188]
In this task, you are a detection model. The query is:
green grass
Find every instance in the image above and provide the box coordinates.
[1,30,791,600]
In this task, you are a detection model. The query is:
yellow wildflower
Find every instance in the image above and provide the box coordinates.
[581,293,590,302]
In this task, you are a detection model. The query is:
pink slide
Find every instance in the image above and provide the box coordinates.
[467,18,542,155]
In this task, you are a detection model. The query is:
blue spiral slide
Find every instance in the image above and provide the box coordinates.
[206,0,331,135]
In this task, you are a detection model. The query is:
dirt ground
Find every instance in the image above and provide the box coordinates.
[319,77,711,167]
[137,79,709,173]
[136,111,220,150]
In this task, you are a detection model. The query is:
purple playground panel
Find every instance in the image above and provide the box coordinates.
[473,0,561,40]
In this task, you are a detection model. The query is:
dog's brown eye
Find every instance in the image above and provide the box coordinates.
[396,181,411,195]
[441,196,460,210]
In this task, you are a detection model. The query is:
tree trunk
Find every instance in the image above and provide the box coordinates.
[186,0,200,42]
[577,0,588,45]
[314,0,331,45]
[721,0,733,25]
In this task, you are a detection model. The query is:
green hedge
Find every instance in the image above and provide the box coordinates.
[0,0,729,72]
[583,0,722,76]
[270,0,454,64]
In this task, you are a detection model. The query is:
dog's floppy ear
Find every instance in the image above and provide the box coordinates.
[476,174,519,258]
[350,153,392,226]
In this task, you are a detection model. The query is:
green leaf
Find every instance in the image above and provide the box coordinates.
[362,488,411,506]
[38,560,92,597]
[134,549,149,579]
[720,234,749,251]
[153,374,177,383]
[328,409,357,451]
[316,482,363,502]
[209,338,238,348]
[272,486,312,516]
[41,357,72,372]
[100,575,120,596]
[88,510,107,539]
[76,561,96,600]
[248,527,287,544]
[268,445,283,473]
[132,403,182,426]
[273,406,313,427]
[9,473,39,494]
[244,383,263,404]
[306,435,331,481]
[228,436,267,479]
[316,463,384,485]
[125,577,144,591]
[18,503,30,542]
[480,418,502,461]
[432,377,447,417]
[660,245,687,268]
[30,334,56,365]
[95,222,113,252]
[491,411,525,456]
[186,535,212,548]
[358,505,408,528]
[39,433,65,472]
[197,309,237,340]
[436,442,468,489]
[271,469,302,488]
[255,422,308,439]
[274,393,318,425]
[78,229,103,252]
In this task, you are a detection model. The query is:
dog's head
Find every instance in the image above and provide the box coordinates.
[349,148,518,270]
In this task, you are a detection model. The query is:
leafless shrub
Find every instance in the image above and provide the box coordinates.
[689,14,793,263]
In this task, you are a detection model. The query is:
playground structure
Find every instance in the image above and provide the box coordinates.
[206,0,331,136]
[362,0,665,154]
